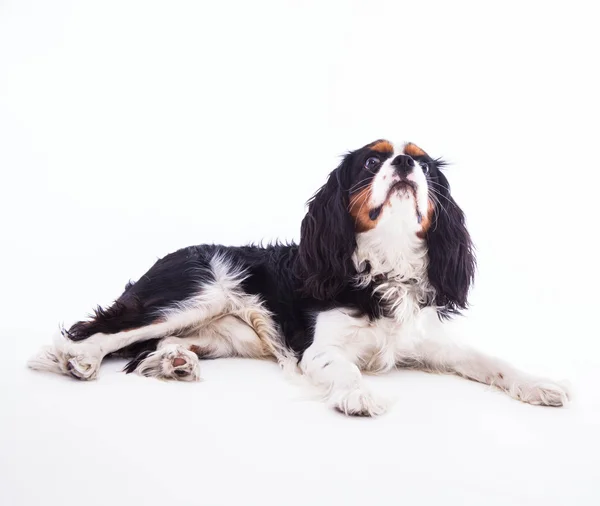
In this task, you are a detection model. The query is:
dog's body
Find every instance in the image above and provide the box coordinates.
[29,140,569,415]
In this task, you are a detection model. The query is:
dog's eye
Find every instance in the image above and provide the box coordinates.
[421,163,430,175]
[365,157,380,171]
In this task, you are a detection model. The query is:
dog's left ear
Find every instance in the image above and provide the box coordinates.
[426,169,476,317]
[295,154,357,300]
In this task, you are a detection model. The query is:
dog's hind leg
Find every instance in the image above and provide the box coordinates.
[28,250,258,380]
[123,314,273,381]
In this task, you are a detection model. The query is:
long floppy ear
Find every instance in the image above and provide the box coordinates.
[426,169,476,317]
[294,155,357,300]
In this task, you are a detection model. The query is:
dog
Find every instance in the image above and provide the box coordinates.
[28,139,570,416]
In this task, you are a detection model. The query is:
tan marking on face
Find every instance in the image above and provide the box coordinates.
[403,143,427,157]
[417,200,435,238]
[349,186,377,233]
[369,140,394,154]
[349,182,403,233]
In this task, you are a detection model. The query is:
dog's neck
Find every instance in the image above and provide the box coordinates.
[352,225,434,323]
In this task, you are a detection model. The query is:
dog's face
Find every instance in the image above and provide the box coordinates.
[345,140,434,237]
[295,139,475,317]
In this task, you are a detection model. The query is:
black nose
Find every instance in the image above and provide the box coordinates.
[391,155,415,176]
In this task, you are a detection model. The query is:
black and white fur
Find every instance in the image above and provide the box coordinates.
[28,140,570,416]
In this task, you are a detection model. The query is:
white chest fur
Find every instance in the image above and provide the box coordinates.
[352,199,435,320]
[338,196,437,371]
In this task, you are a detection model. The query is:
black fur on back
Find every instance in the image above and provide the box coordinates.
[67,248,215,340]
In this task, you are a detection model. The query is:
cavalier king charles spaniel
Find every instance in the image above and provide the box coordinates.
[28,139,570,415]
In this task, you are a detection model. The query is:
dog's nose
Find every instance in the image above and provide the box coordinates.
[391,155,415,176]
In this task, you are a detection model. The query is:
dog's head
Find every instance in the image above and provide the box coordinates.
[295,139,475,317]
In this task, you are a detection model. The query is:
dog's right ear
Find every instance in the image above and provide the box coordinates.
[294,154,357,300]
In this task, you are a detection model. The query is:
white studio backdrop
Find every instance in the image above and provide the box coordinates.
[1,1,599,505]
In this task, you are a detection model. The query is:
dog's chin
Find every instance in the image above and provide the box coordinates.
[386,183,424,225]
[389,183,419,208]
[385,180,417,202]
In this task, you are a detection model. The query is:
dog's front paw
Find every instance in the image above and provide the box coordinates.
[510,379,571,407]
[329,387,389,417]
